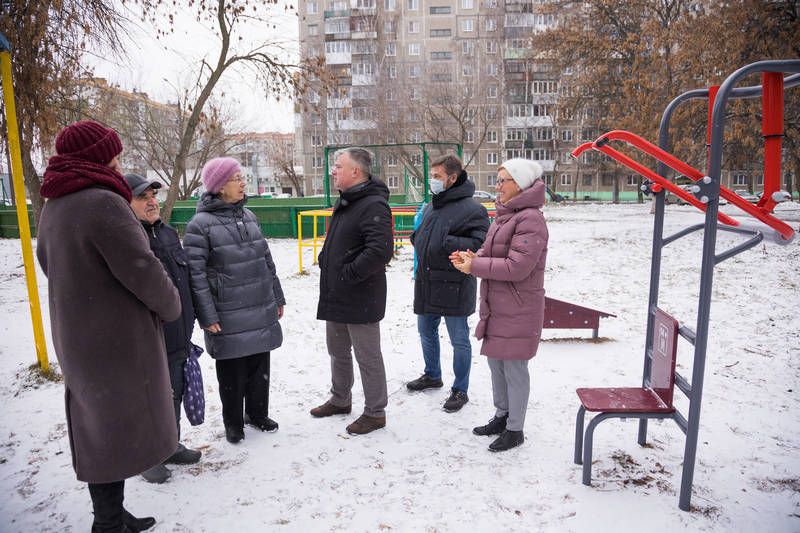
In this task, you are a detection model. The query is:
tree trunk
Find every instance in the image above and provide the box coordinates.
[20,137,44,229]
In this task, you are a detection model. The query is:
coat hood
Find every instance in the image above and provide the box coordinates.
[336,176,390,211]
[196,192,248,214]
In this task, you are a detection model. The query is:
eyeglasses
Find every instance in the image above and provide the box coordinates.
[496,178,515,186]
[228,177,244,184]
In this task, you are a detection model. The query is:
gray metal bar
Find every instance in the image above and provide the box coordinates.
[574,405,586,464]
[714,231,764,264]
[674,372,692,397]
[679,59,800,512]
[678,325,696,345]
[673,409,688,434]
[663,223,705,246]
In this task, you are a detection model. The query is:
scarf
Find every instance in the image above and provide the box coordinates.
[40,154,132,202]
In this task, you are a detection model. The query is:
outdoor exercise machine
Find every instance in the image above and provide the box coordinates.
[0,32,49,371]
[572,59,799,511]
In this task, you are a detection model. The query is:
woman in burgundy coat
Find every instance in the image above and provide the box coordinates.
[451,158,548,452]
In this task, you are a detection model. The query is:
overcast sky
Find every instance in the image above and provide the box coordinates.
[88,3,301,134]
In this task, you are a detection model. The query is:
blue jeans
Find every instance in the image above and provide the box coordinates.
[417,314,471,393]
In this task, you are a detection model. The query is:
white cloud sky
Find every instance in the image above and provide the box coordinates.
[87,2,301,134]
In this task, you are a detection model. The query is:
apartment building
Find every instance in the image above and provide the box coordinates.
[226,132,297,196]
[296,0,791,201]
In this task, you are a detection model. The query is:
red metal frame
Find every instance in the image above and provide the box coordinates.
[572,130,795,241]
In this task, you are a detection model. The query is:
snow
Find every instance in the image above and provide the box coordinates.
[1,202,798,532]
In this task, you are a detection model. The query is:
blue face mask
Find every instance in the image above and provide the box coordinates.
[429,179,446,195]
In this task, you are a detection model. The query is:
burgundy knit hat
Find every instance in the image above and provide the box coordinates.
[202,157,242,194]
[54,121,123,165]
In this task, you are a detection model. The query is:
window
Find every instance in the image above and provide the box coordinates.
[312,156,324,168]
[386,88,396,101]
[410,131,421,143]
[307,1,318,13]
[384,21,396,33]
[431,51,452,60]
[561,129,573,141]
[409,110,420,122]
[462,0,473,8]
[582,152,594,164]
[532,81,557,94]
[463,85,474,98]
[430,6,451,13]
[601,174,615,186]
[582,129,595,141]
[409,64,421,78]
[486,41,498,54]
[583,174,593,186]
[388,65,397,78]
[535,128,553,140]
[352,107,373,120]
[408,20,420,33]
[387,175,399,188]
[385,44,396,56]
[430,28,452,37]
[757,174,764,185]
[308,24,319,36]
[384,0,395,9]
[462,19,474,31]
[485,0,497,6]
[487,174,497,186]
[561,173,571,186]
[411,154,422,165]
[411,87,421,100]
[543,173,553,186]
[352,62,373,75]
[329,0,346,9]
[325,20,349,33]
[486,63,497,76]
[625,175,638,186]
[485,18,496,31]
[408,0,418,9]
[487,152,498,165]
[560,152,572,164]
[311,134,322,146]
[387,155,397,166]
[465,131,475,143]
[462,64,473,77]
[532,149,551,160]
[311,113,322,125]
[487,130,497,143]
[488,85,498,98]
[325,41,350,53]
[462,41,474,56]
[409,43,420,55]
[486,106,498,119]
[733,173,747,186]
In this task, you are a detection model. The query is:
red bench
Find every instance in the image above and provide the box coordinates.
[574,308,680,485]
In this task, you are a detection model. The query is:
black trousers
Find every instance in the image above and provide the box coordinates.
[88,480,124,532]
[168,357,185,440]
[215,352,271,430]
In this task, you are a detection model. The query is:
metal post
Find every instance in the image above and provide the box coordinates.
[0,42,49,371]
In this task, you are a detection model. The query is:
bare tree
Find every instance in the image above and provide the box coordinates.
[265,137,304,196]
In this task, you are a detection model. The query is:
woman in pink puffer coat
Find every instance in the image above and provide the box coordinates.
[451,158,548,452]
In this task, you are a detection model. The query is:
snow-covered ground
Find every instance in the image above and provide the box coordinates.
[0,202,798,532]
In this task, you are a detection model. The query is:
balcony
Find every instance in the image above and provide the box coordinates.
[351,30,378,39]
[324,9,351,17]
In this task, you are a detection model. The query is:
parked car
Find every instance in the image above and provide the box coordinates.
[473,190,496,202]
[757,190,792,203]
[733,189,759,203]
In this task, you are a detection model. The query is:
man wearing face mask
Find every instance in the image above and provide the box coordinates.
[407,154,489,412]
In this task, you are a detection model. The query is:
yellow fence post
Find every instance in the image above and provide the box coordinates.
[0,44,50,371]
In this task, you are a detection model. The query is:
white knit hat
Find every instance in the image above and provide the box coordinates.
[500,159,543,190]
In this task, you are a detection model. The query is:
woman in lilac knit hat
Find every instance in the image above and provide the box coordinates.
[183,158,286,444]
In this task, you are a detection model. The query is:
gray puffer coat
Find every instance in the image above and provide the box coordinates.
[184,193,285,360]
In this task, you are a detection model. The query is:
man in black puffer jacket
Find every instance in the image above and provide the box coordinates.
[125,174,202,485]
[407,154,489,413]
[310,147,394,435]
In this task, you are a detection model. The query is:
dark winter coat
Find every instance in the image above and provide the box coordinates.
[317,177,394,324]
[411,176,489,316]
[183,193,285,360]
[36,187,181,483]
[470,179,549,360]
[143,219,195,363]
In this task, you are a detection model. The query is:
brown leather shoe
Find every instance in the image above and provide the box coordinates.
[346,414,386,435]
[310,401,352,418]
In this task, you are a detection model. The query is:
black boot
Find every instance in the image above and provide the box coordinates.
[245,413,279,432]
[225,425,245,444]
[88,481,126,533]
[122,509,156,532]
[473,414,508,436]
[488,430,524,452]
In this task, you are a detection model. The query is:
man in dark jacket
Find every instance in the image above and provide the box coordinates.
[125,174,202,484]
[407,154,489,412]
[310,147,394,435]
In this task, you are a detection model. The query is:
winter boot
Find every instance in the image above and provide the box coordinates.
[473,414,508,436]
[122,509,155,532]
[488,430,524,452]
